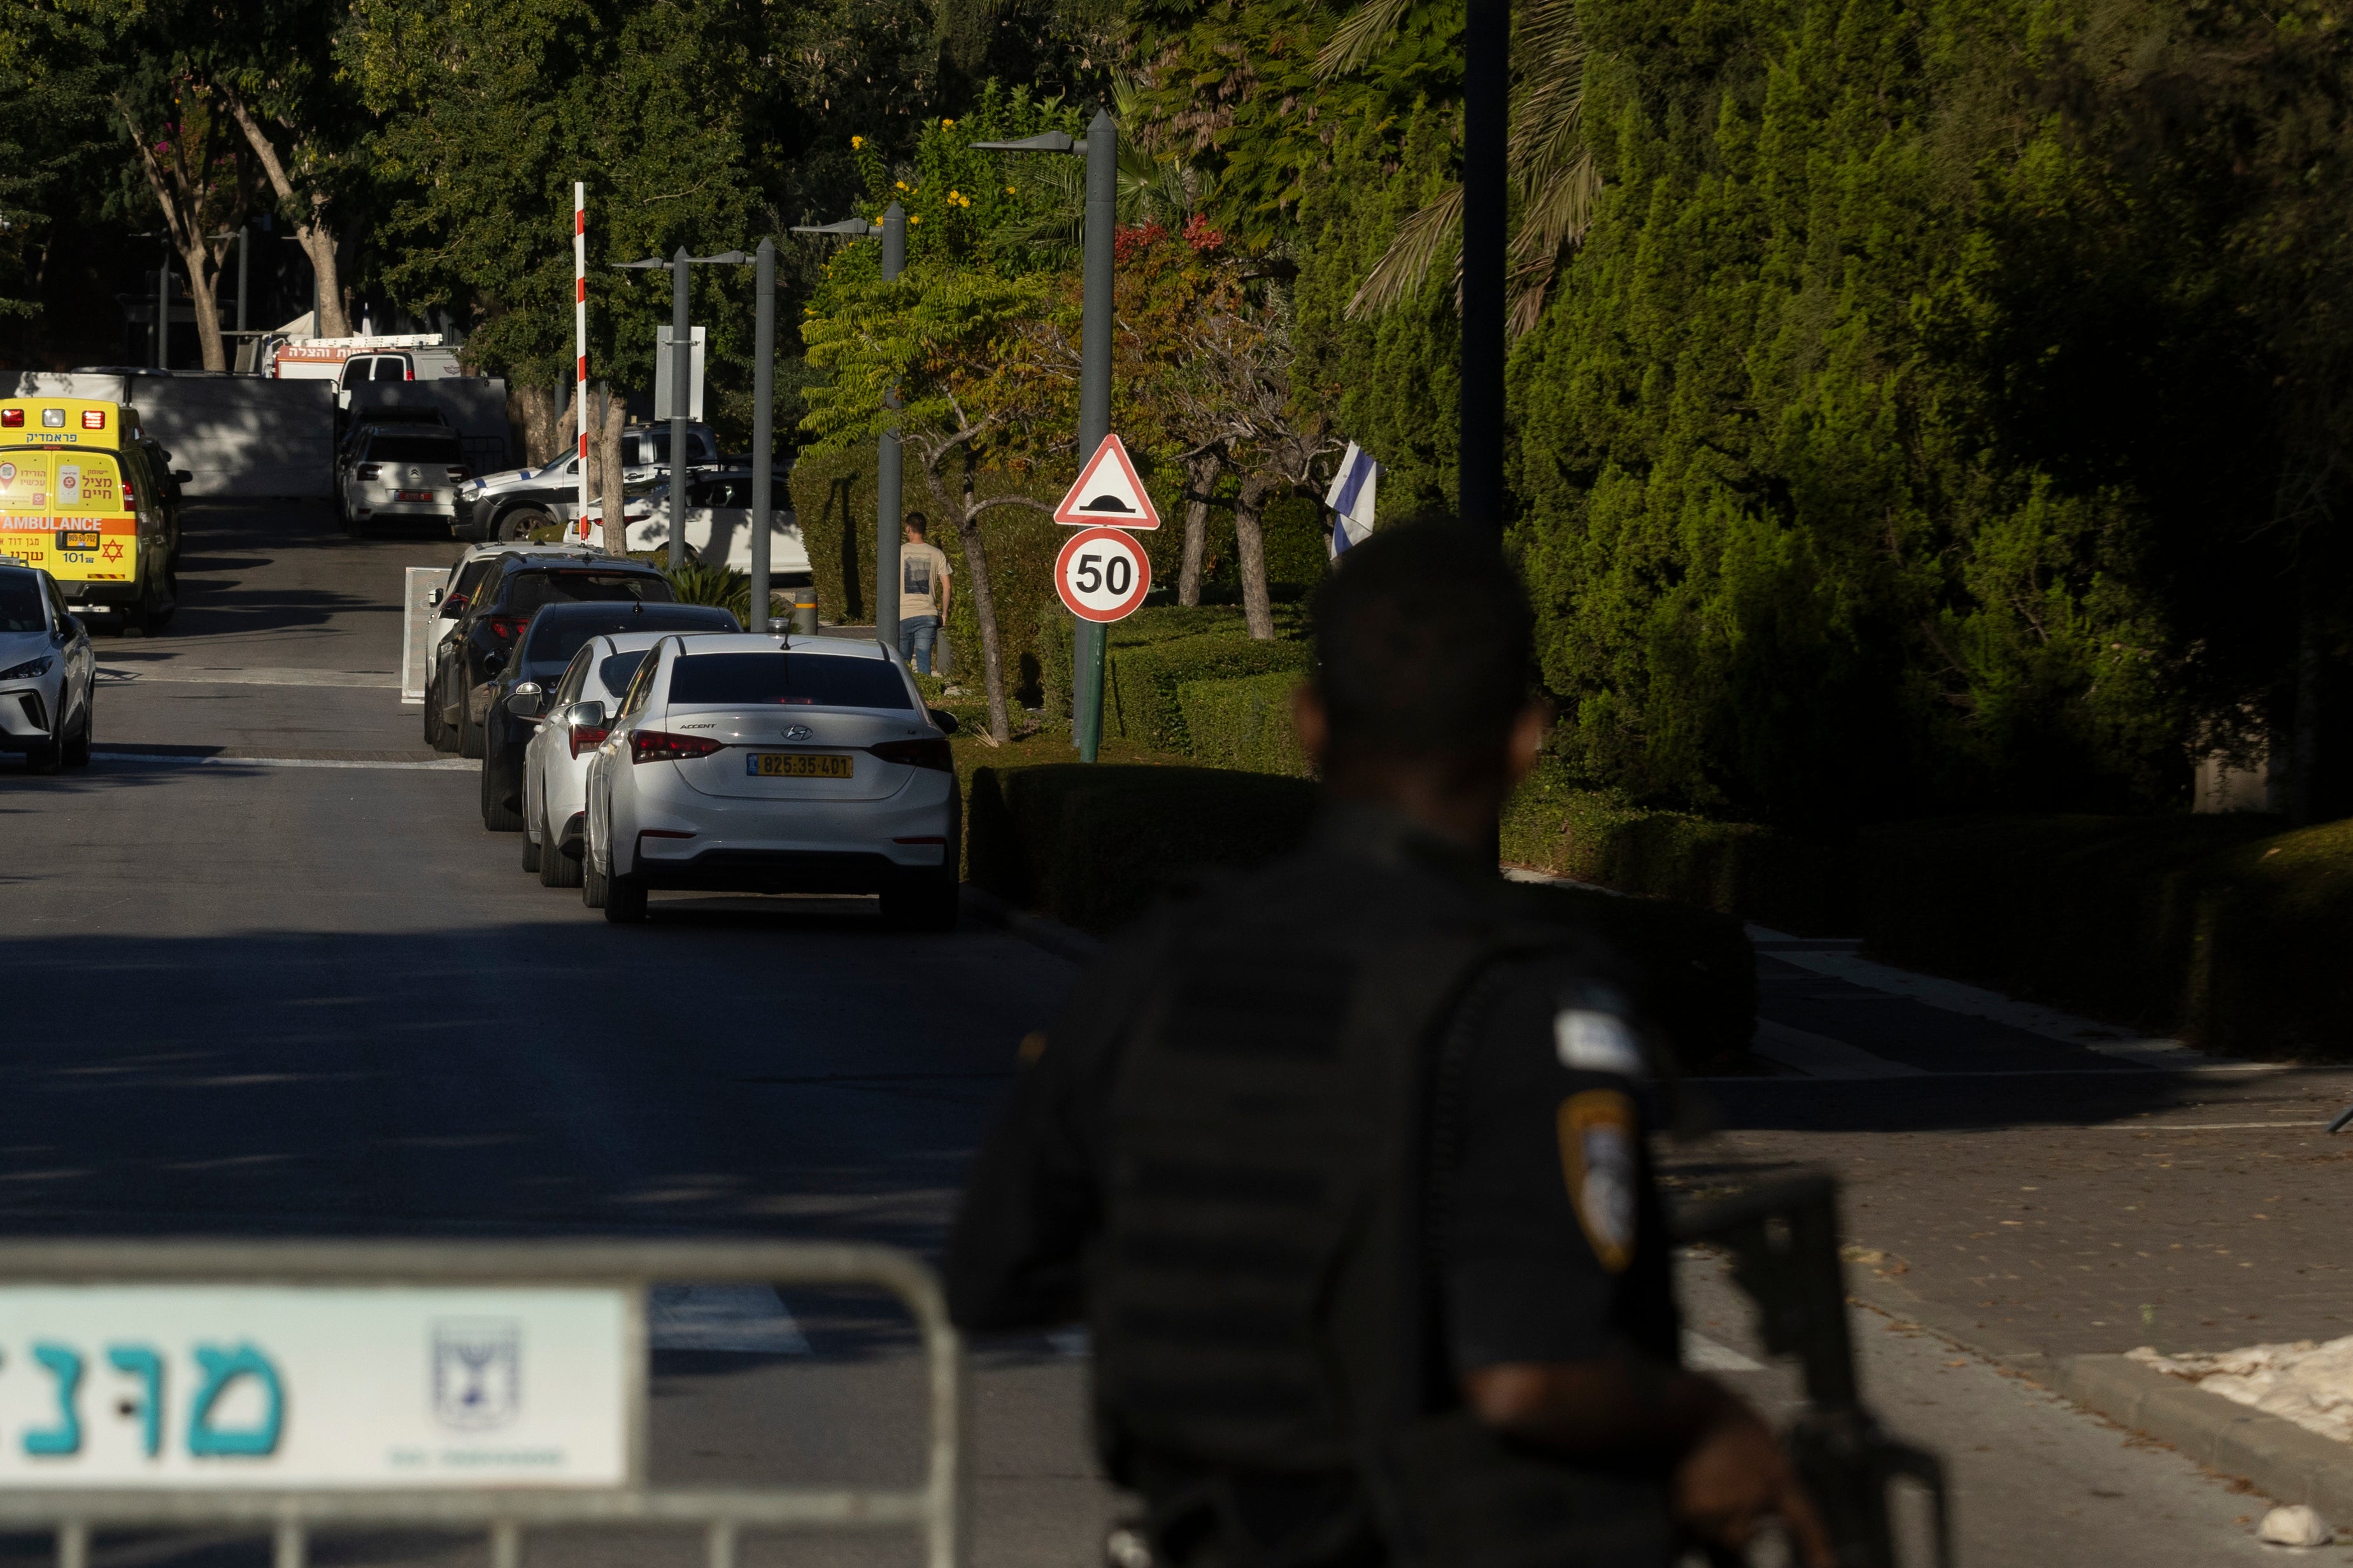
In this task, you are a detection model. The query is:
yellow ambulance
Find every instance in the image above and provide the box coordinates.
[0,397,178,633]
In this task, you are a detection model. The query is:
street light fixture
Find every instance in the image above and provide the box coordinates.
[792,209,906,651]
[973,111,1116,760]
[615,249,748,570]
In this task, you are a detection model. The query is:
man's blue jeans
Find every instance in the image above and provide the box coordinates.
[899,614,941,675]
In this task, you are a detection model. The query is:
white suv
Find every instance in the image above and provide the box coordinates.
[579,633,959,929]
[340,424,468,532]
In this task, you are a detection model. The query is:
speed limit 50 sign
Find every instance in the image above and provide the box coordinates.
[1056,526,1151,623]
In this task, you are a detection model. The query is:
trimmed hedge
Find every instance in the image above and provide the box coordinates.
[1178,671,1314,777]
[1107,632,1316,752]
[1856,814,2353,1060]
[1501,760,1853,935]
[965,763,1756,1070]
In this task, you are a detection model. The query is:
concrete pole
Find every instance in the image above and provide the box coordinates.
[1072,108,1117,761]
[669,245,690,572]
[876,202,906,653]
[1459,0,1506,531]
[750,237,776,633]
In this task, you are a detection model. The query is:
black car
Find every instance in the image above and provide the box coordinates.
[476,598,739,832]
[425,554,676,760]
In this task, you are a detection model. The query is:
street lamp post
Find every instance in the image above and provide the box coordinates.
[972,111,1117,760]
[613,248,747,570]
[750,237,776,632]
[1460,0,1507,532]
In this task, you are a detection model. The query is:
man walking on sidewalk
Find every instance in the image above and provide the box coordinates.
[897,513,951,675]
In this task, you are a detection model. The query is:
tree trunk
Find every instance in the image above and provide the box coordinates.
[1232,472,1277,640]
[2291,571,2323,826]
[555,396,579,461]
[175,239,233,371]
[1177,450,1219,607]
[928,449,1010,742]
[219,91,351,338]
[598,389,629,557]
[510,384,555,467]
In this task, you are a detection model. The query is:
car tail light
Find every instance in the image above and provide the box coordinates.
[0,409,20,428]
[448,466,469,481]
[82,410,105,430]
[868,737,953,772]
[569,723,610,760]
[121,483,136,508]
[357,463,381,481]
[631,730,725,763]
[487,614,530,641]
[405,364,415,379]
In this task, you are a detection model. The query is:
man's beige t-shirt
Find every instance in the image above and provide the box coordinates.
[901,541,952,620]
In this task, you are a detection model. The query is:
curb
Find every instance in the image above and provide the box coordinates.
[957,884,1104,965]
[1844,1269,2353,1520]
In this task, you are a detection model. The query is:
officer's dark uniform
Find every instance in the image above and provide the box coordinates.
[946,802,1682,1568]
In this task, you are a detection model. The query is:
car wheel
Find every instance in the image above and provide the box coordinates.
[458,693,485,760]
[602,868,648,924]
[62,690,92,768]
[880,873,959,933]
[480,749,524,833]
[424,675,447,748]
[499,509,555,543]
[520,821,542,873]
[541,803,585,889]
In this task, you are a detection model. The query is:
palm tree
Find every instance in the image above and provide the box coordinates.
[1316,0,1596,334]
[993,78,1218,265]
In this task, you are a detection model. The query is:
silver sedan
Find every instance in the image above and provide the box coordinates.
[0,560,96,773]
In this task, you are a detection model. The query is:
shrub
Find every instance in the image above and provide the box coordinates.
[965,763,1756,1070]
[1105,632,1316,752]
[1178,671,1313,777]
[1852,813,2353,1059]
[1502,760,1853,934]
[1037,600,1313,734]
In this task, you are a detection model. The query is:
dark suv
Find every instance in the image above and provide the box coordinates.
[427,554,676,759]
[476,598,739,831]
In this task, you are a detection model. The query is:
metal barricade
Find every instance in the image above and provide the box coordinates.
[0,1240,965,1568]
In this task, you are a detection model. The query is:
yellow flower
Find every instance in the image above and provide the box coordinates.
[948,189,960,201]
[1004,185,1016,195]
[943,118,956,128]
[895,180,907,190]
[909,213,921,224]
[851,135,864,148]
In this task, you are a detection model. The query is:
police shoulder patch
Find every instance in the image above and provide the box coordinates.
[1556,1089,1639,1273]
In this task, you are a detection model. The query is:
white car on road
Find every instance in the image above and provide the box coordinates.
[0,560,96,773]
[340,423,468,533]
[579,633,959,929]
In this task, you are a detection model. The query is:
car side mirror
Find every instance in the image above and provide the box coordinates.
[172,469,192,483]
[439,594,467,619]
[927,707,960,735]
[506,682,547,720]
[565,700,607,730]
[427,586,445,607]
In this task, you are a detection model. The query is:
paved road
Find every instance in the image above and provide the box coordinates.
[4,502,1114,1566]
[3,500,2337,1565]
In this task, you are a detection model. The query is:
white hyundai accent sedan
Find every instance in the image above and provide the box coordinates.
[579,633,960,928]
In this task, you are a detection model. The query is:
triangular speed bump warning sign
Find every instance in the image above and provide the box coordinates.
[1055,434,1161,529]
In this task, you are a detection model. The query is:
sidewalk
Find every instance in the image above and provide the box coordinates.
[1670,925,2353,1519]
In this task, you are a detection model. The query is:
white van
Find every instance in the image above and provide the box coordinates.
[267,334,464,404]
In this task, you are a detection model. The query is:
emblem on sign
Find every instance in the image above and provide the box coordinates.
[1053,434,1161,530]
[431,1318,522,1430]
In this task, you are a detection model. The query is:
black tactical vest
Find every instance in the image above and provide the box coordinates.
[1092,907,1675,1568]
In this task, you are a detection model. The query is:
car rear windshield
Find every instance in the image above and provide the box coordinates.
[599,652,648,693]
[366,436,462,462]
[504,571,674,616]
[667,652,911,710]
[0,576,43,633]
[522,606,735,672]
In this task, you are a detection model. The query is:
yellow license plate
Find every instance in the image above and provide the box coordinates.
[748,752,853,779]
[59,531,99,551]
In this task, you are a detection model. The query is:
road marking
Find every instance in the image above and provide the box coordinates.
[1695,1062,2305,1082]
[1751,1019,1927,1079]
[1683,1332,1765,1373]
[99,666,400,689]
[2090,1122,2330,1131]
[647,1285,810,1354]
[93,751,474,772]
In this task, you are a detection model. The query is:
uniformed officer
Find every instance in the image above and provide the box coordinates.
[946,523,1830,1568]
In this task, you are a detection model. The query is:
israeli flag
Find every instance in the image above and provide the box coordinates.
[1324,442,1381,559]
